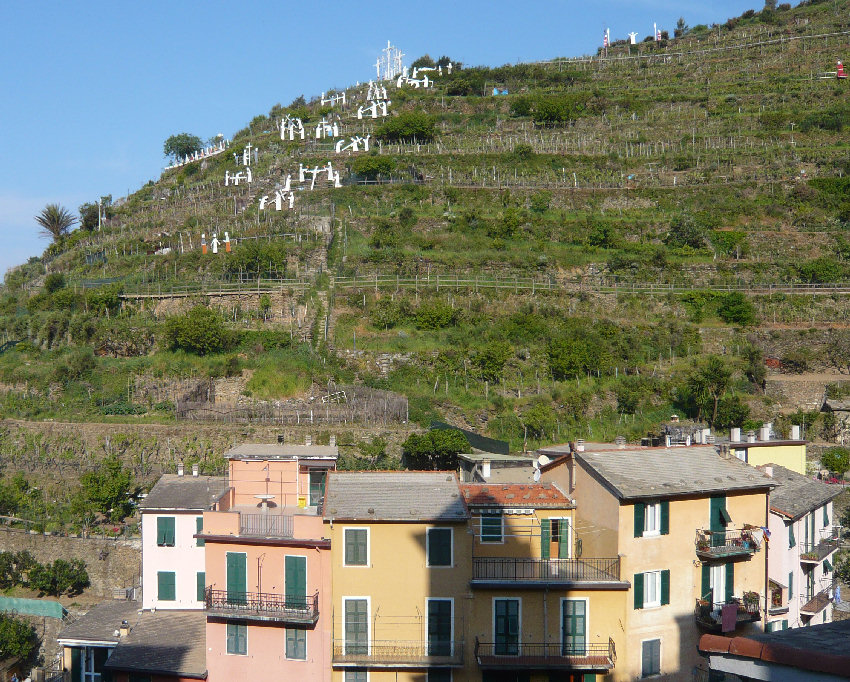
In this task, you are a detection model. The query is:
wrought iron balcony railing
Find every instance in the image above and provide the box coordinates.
[205,588,318,623]
[471,557,621,584]
[332,640,464,667]
[239,513,294,537]
[695,528,759,559]
[694,593,761,632]
[474,638,616,671]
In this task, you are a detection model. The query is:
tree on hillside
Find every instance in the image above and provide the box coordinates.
[411,54,436,69]
[163,133,203,161]
[685,356,732,425]
[35,203,76,241]
[821,447,850,476]
[79,454,134,522]
[163,306,229,355]
[402,429,469,470]
[674,17,690,38]
[0,614,38,661]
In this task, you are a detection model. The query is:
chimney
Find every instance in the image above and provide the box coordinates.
[665,435,671,448]
[481,459,491,479]
[329,434,336,447]
[791,424,800,440]
[747,430,756,443]
[731,427,741,442]
[305,434,312,446]
[119,620,130,638]
[615,435,626,449]
[760,424,770,441]
[764,466,774,478]
[575,439,585,453]
[192,463,199,477]
[177,462,184,477]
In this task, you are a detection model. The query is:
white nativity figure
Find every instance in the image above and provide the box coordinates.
[357,101,388,120]
[315,118,340,139]
[281,116,305,141]
[335,135,371,153]
[210,233,220,254]
[628,32,639,45]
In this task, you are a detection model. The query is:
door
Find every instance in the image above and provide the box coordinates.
[428,599,453,656]
[561,600,586,655]
[226,552,247,605]
[344,599,368,654]
[710,496,727,547]
[285,555,307,609]
[309,469,326,506]
[806,567,815,601]
[710,563,726,608]
[494,599,519,655]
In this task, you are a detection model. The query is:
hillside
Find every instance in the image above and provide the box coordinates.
[2,0,850,475]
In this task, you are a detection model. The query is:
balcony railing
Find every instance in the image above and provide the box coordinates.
[239,513,293,538]
[800,588,832,616]
[471,557,621,585]
[332,640,464,667]
[800,527,841,563]
[694,594,761,632]
[205,588,318,624]
[695,529,759,559]
[475,638,616,671]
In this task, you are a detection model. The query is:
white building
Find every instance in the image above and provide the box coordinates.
[140,467,225,610]
[758,464,842,630]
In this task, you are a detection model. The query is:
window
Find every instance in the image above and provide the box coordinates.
[196,516,205,547]
[634,570,670,609]
[641,639,661,678]
[493,598,520,656]
[344,598,369,655]
[344,529,368,566]
[226,621,247,655]
[427,599,453,656]
[156,516,175,547]
[196,572,205,602]
[427,528,453,567]
[157,571,175,601]
[286,628,307,660]
[634,501,668,538]
[309,469,327,506]
[561,599,587,655]
[824,505,830,527]
[344,671,367,682]
[788,523,796,549]
[788,572,794,599]
[428,670,452,682]
[480,512,503,543]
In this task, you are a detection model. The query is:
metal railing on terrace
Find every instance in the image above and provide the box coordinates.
[695,529,760,559]
[332,640,464,667]
[239,513,294,538]
[205,588,318,623]
[474,638,616,670]
[472,557,621,583]
[801,526,841,563]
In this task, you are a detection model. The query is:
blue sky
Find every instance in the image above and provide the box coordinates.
[0,0,758,279]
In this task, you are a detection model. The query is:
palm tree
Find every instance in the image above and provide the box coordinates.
[35,203,76,241]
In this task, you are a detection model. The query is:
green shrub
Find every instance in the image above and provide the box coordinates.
[402,429,469,469]
[351,155,396,179]
[0,613,38,661]
[163,306,229,355]
[821,447,850,475]
[375,112,436,142]
[414,301,457,330]
[717,293,756,326]
[43,272,66,294]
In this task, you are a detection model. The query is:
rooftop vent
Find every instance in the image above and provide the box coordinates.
[747,430,756,443]
[329,434,337,447]
[615,435,626,449]
[305,434,312,446]
[192,463,199,477]
[791,424,801,440]
[177,462,184,477]
[575,439,585,452]
[731,427,742,442]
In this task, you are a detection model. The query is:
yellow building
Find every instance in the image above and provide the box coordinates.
[323,472,630,682]
[540,444,775,681]
[726,426,807,475]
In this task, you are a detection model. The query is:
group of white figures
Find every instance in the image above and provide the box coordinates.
[224,143,257,186]
[200,231,232,255]
[164,139,230,171]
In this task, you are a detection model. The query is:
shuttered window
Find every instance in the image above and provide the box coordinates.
[157,571,175,601]
[823,505,829,527]
[635,571,667,608]
[634,503,645,538]
[427,528,452,567]
[196,572,205,602]
[428,670,452,682]
[344,599,368,655]
[156,517,175,546]
[344,529,368,566]
[788,572,794,599]
[196,517,204,547]
[659,501,669,535]
[286,628,307,660]
[788,523,796,549]
[641,639,661,678]
[344,671,367,682]
[226,622,247,655]
[481,513,503,543]
[541,519,551,560]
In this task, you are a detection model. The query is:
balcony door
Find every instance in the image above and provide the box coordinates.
[561,599,586,656]
[285,555,307,608]
[427,599,453,656]
[309,469,327,506]
[494,598,520,656]
[710,564,726,609]
[344,598,369,655]
[226,552,247,605]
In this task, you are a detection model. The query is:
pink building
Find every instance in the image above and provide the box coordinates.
[198,442,337,682]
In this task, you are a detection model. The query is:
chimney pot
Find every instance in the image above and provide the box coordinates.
[329,435,336,447]
[177,462,184,477]
[305,434,312,446]
[192,463,199,477]
[791,425,801,440]
[765,466,774,478]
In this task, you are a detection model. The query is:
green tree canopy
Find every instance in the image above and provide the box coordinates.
[163,306,229,355]
[402,429,469,469]
[163,133,203,160]
[0,614,38,661]
[411,54,435,68]
[683,355,732,425]
[79,454,134,521]
[375,112,436,142]
[821,447,850,475]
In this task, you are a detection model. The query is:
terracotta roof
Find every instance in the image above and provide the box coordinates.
[699,619,850,678]
[460,483,572,508]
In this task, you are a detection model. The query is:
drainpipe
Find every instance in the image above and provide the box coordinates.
[764,492,769,632]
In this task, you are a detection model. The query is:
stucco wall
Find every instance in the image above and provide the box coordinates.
[142,511,205,610]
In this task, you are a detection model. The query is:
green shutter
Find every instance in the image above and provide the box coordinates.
[710,497,726,532]
[71,647,81,682]
[226,552,247,604]
[345,529,367,565]
[157,571,175,601]
[197,572,205,602]
[541,519,551,560]
[634,573,644,609]
[582,675,596,682]
[660,570,670,605]
[788,572,794,599]
[157,516,175,546]
[824,559,833,573]
[196,516,205,547]
[789,523,796,549]
[782,619,788,629]
[824,505,829,527]
[701,564,711,601]
[725,562,734,603]
[285,555,307,608]
[660,500,669,535]
[559,519,570,558]
[429,529,452,566]
[634,503,645,538]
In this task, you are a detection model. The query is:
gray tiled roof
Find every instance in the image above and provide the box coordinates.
[576,445,775,500]
[324,472,468,521]
[757,464,843,520]
[58,600,141,645]
[139,474,226,511]
[103,610,206,679]
[225,443,339,459]
[749,617,850,655]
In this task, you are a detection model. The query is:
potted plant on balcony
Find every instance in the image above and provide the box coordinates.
[801,550,818,561]
[742,591,759,610]
[696,534,710,551]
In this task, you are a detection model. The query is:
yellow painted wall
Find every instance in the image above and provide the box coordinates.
[470,508,575,559]
[737,444,806,476]
[563,463,621,558]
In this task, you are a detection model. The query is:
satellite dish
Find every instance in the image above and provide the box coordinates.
[537,454,551,467]
[533,468,541,482]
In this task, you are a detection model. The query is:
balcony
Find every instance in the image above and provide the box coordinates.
[475,638,616,672]
[332,640,464,668]
[695,529,759,560]
[471,557,623,588]
[205,588,319,624]
[239,512,294,538]
[695,595,761,632]
[800,588,832,616]
[800,527,840,564]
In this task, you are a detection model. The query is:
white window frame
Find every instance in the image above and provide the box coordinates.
[559,597,589,652]
[342,596,371,655]
[492,597,522,654]
[640,637,662,678]
[480,512,504,544]
[426,597,455,655]
[550,517,573,558]
[643,502,661,537]
[643,570,662,608]
[343,527,370,567]
[284,627,308,660]
[426,528,454,567]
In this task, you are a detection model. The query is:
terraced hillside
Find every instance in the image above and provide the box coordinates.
[2,0,850,458]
